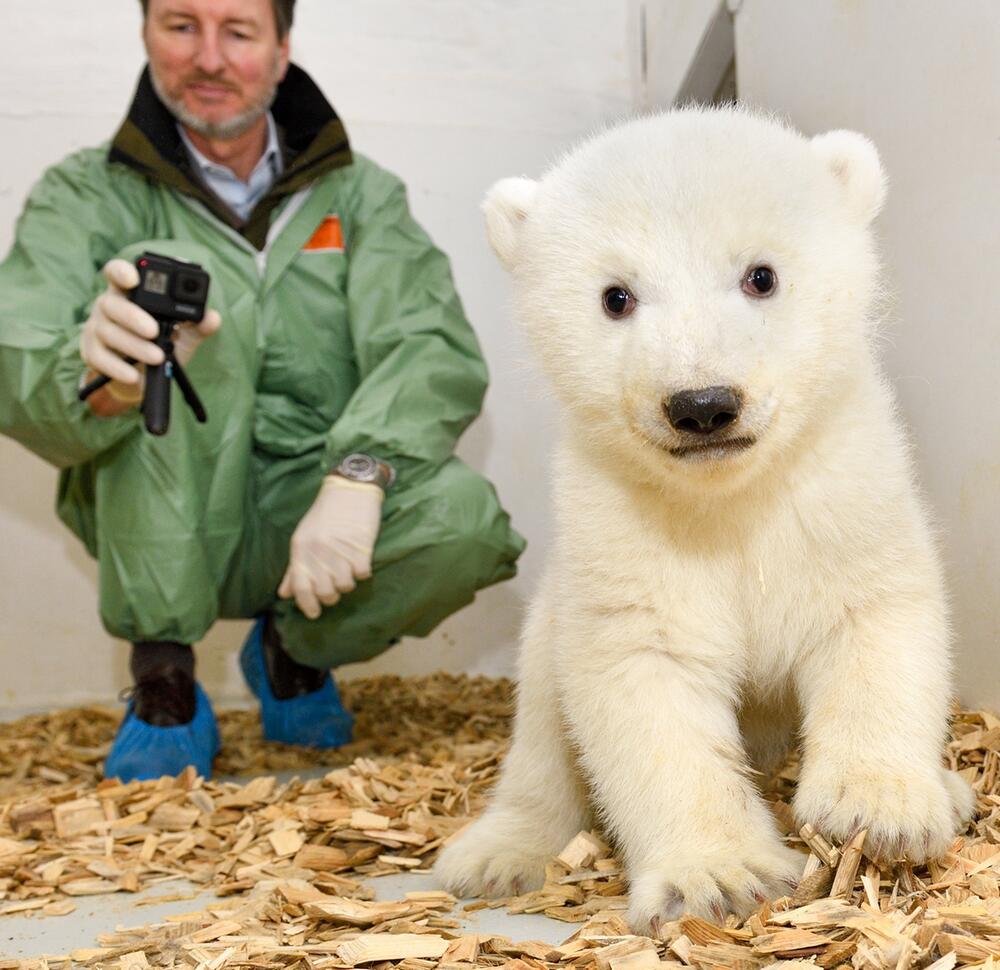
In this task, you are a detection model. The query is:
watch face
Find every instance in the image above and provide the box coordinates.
[342,454,378,480]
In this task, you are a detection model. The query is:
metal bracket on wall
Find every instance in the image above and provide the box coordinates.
[638,0,737,108]
[675,1,736,104]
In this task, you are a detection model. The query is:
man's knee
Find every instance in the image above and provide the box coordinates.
[391,458,526,577]
[275,459,525,667]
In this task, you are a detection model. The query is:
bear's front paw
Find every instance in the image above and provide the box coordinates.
[627,838,802,932]
[794,764,975,863]
[433,815,551,899]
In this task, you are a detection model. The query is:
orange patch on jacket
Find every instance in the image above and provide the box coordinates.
[303,215,345,252]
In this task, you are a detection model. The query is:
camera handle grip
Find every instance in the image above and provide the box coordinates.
[77,319,207,435]
[141,322,176,436]
[142,362,171,436]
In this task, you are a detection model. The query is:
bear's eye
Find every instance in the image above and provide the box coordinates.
[742,265,777,297]
[602,285,636,319]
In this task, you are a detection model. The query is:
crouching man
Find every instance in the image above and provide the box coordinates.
[0,0,524,780]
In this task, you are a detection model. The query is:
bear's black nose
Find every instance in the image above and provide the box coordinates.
[664,386,742,434]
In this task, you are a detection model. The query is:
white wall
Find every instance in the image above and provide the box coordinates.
[733,0,1000,709]
[0,1,642,712]
[13,0,992,717]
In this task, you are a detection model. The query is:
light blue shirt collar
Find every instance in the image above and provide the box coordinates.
[178,112,283,222]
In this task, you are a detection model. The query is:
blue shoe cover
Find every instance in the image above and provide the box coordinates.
[104,682,220,782]
[240,616,353,748]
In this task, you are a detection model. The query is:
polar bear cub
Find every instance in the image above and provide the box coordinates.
[434,107,974,929]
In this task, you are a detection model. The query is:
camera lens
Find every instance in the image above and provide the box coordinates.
[173,272,207,302]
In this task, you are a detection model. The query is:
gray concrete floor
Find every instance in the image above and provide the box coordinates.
[3,769,574,962]
[3,871,573,962]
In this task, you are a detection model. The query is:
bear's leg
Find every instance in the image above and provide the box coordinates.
[792,598,975,862]
[559,648,803,930]
[433,598,592,898]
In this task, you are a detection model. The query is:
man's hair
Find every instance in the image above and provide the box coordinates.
[139,1,296,39]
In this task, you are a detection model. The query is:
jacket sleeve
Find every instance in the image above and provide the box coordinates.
[323,159,488,484]
[0,150,144,468]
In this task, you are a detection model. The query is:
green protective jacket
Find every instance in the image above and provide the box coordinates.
[0,65,525,664]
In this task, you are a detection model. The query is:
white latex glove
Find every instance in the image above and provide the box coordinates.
[80,258,222,406]
[279,476,385,619]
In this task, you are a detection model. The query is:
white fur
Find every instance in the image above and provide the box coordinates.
[435,106,973,930]
[483,177,539,271]
[810,129,887,225]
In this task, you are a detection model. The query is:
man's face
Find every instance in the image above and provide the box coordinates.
[144,0,290,140]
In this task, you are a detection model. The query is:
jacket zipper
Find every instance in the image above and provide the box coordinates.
[175,187,315,279]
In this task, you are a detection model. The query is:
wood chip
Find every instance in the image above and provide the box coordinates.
[751,927,836,953]
[352,808,391,829]
[5,674,1000,970]
[186,918,245,943]
[0,836,27,859]
[378,853,424,868]
[41,899,77,916]
[61,877,121,896]
[593,939,661,970]
[118,952,150,968]
[557,831,610,869]
[304,896,415,926]
[294,843,350,870]
[442,934,480,963]
[798,823,841,868]
[53,796,104,837]
[267,828,305,858]
[669,934,693,964]
[148,802,200,831]
[335,932,450,964]
[830,827,867,897]
[0,898,49,915]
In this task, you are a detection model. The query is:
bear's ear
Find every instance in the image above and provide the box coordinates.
[811,130,887,225]
[482,177,538,272]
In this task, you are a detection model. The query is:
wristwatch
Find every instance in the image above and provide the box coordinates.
[331,453,396,490]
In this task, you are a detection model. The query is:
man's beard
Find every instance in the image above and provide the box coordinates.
[150,57,281,140]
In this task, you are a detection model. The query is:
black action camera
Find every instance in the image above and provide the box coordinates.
[78,252,211,436]
[131,252,210,324]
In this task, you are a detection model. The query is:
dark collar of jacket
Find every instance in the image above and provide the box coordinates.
[108,63,352,250]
